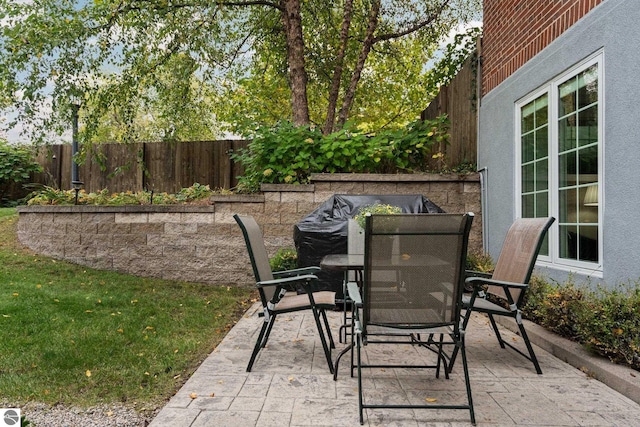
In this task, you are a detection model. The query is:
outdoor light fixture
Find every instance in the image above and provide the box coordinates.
[70,96,84,203]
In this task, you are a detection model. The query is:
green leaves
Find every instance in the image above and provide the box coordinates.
[232,116,450,191]
[0,140,42,204]
[523,276,640,370]
[25,183,218,206]
[424,26,482,101]
[1,0,481,145]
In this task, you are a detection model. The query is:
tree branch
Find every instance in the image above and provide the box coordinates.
[216,0,282,11]
[322,0,353,135]
[372,0,450,43]
[337,0,380,128]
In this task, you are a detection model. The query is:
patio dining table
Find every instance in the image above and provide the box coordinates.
[321,251,454,378]
[319,254,364,343]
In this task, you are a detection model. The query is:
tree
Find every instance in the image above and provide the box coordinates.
[0,0,481,143]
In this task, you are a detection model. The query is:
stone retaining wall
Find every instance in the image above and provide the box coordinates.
[17,173,481,287]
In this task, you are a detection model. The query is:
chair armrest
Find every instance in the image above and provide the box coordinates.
[347,282,362,307]
[465,276,529,290]
[465,276,528,308]
[257,274,317,288]
[273,266,321,278]
[465,270,493,279]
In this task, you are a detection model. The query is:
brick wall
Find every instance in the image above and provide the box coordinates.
[16,173,481,287]
[482,0,604,95]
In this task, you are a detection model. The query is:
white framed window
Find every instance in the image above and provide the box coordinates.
[516,53,603,275]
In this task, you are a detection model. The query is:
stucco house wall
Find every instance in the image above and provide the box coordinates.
[478,0,640,285]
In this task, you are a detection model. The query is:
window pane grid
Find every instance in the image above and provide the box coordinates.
[517,57,601,268]
[520,95,550,255]
[556,64,599,263]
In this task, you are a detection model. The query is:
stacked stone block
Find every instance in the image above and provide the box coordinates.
[17,174,481,286]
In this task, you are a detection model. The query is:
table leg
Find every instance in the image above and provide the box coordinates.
[339,270,349,343]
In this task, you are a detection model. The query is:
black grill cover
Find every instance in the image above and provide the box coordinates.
[293,194,444,299]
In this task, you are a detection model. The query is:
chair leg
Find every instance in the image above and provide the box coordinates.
[321,309,336,349]
[435,333,450,379]
[490,313,542,374]
[459,334,476,425]
[312,307,334,374]
[487,313,506,348]
[350,305,358,378]
[261,314,277,348]
[356,329,364,425]
[447,307,472,374]
[518,321,543,374]
[247,320,270,372]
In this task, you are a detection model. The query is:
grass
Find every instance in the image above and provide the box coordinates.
[0,208,255,413]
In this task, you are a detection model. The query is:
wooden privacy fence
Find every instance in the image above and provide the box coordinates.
[26,79,477,197]
[33,140,249,194]
[421,57,478,166]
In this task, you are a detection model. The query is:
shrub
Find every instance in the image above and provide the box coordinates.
[0,139,42,205]
[521,275,554,324]
[371,115,450,173]
[269,248,298,272]
[522,276,640,371]
[231,122,324,192]
[25,183,216,206]
[536,279,585,339]
[574,283,640,369]
[175,182,216,203]
[232,117,451,192]
[465,249,493,273]
[520,275,584,338]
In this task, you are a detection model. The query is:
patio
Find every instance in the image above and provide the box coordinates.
[150,304,640,427]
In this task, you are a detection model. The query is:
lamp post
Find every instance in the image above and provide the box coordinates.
[70,100,83,203]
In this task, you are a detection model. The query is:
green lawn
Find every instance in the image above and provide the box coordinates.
[0,208,254,412]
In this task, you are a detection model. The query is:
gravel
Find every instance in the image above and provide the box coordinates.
[3,402,158,427]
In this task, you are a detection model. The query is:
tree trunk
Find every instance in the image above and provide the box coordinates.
[322,0,354,135]
[337,0,380,128]
[281,0,310,126]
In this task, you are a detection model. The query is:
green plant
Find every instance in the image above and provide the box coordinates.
[574,283,640,369]
[353,203,402,229]
[25,186,77,205]
[373,115,450,172]
[521,275,555,324]
[521,275,640,371]
[537,279,585,339]
[0,140,42,205]
[232,117,451,192]
[231,122,324,192]
[519,275,584,338]
[0,212,254,409]
[424,27,482,103]
[175,183,214,203]
[269,248,298,272]
[465,250,494,273]
[316,123,387,174]
[25,184,217,206]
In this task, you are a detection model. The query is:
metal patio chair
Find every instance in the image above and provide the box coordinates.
[450,216,555,375]
[234,214,336,373]
[343,213,475,425]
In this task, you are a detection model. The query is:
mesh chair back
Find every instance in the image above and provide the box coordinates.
[362,213,473,332]
[489,217,555,303]
[234,214,276,302]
